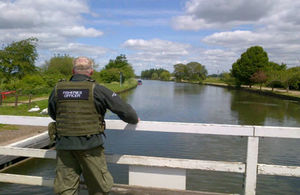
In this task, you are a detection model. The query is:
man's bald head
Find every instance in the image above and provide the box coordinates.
[73,56,94,75]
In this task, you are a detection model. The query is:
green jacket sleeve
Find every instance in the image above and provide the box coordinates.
[48,89,57,120]
[93,84,138,124]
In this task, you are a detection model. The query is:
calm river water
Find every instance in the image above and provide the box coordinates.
[0,80,300,194]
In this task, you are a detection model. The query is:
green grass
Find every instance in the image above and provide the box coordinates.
[0,99,48,117]
[0,124,19,131]
[204,77,225,84]
[272,90,300,98]
[0,79,138,117]
[102,78,137,92]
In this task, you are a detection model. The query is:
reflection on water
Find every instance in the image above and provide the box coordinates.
[230,89,300,126]
[0,80,300,195]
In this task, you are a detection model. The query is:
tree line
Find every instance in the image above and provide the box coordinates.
[141,62,208,83]
[0,38,135,95]
[141,68,171,81]
[173,62,207,82]
[223,45,300,92]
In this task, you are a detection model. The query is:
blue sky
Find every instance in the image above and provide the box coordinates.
[1,0,300,75]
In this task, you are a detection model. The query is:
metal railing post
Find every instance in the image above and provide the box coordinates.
[244,136,259,195]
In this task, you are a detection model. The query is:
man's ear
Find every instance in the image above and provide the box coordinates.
[72,68,75,74]
[90,69,94,76]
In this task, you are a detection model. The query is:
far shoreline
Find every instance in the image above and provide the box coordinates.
[203,82,300,102]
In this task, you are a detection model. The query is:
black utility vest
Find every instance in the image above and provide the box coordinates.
[55,80,104,136]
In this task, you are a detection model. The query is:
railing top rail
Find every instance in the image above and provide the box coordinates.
[0,115,300,138]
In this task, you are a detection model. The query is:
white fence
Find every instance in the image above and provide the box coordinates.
[0,116,300,195]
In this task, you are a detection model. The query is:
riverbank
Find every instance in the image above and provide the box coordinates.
[203,81,300,102]
[0,79,138,116]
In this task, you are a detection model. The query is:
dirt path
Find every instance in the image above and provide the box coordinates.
[31,97,48,101]
[0,125,47,146]
[1,96,48,107]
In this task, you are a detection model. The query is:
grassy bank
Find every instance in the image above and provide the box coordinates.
[102,78,138,93]
[203,77,226,84]
[203,78,300,101]
[0,79,138,117]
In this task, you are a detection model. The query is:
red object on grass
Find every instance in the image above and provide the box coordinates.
[1,91,16,99]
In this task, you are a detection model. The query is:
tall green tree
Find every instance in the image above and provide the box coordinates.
[141,68,171,81]
[231,46,269,86]
[173,62,207,82]
[266,70,282,91]
[285,67,300,90]
[105,54,129,69]
[266,66,300,92]
[98,54,134,83]
[186,62,207,81]
[0,38,38,81]
[141,69,154,79]
[173,63,187,81]
[160,71,171,81]
[44,54,74,76]
[98,68,120,83]
[277,70,294,92]
[265,62,287,91]
[151,72,159,80]
[267,61,286,71]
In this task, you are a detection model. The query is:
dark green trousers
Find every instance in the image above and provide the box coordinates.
[54,145,114,195]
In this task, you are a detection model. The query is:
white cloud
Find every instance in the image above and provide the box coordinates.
[0,0,105,63]
[172,0,276,30]
[59,26,103,37]
[94,8,179,18]
[200,49,238,73]
[123,39,190,55]
[172,15,215,30]
[203,30,300,65]
[90,7,178,28]
[92,17,170,27]
[0,0,89,29]
[203,31,272,47]
[123,39,190,61]
[122,39,193,73]
[185,0,273,23]
[53,43,108,56]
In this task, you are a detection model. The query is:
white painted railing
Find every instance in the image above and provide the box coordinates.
[0,115,300,195]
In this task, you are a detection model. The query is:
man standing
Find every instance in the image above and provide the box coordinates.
[48,56,138,195]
